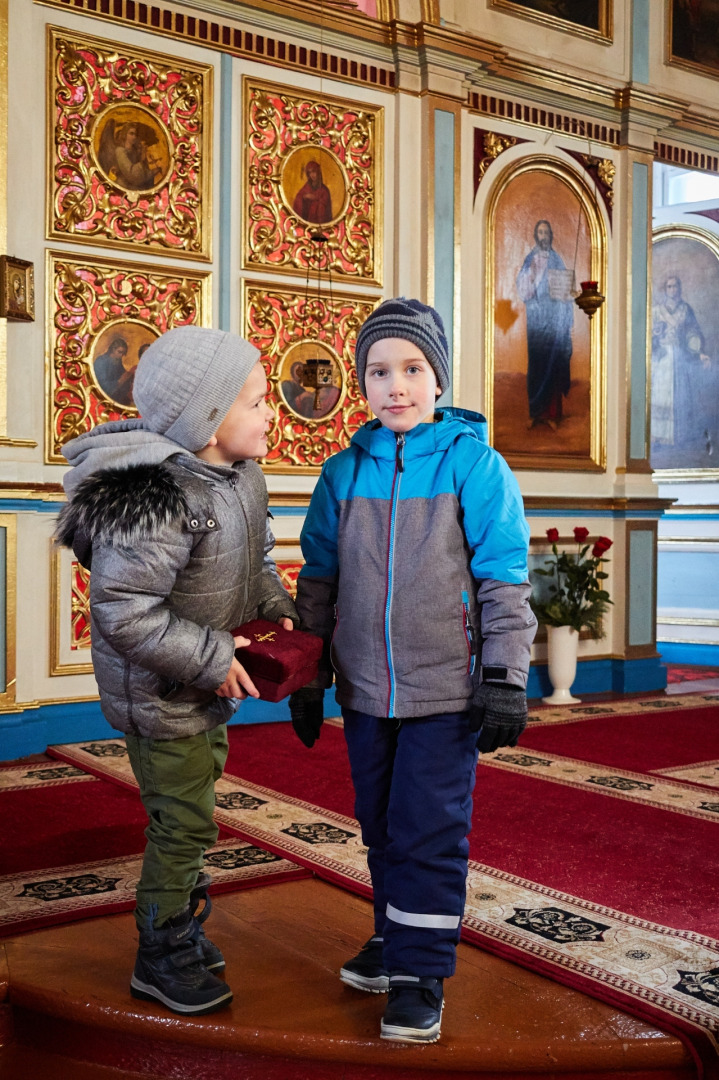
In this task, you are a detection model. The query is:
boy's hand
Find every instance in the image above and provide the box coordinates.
[278,618,294,631]
[470,682,527,754]
[215,635,260,699]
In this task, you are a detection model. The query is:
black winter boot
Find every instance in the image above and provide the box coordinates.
[130,906,233,1015]
[339,935,389,993]
[380,975,444,1043]
[190,873,225,972]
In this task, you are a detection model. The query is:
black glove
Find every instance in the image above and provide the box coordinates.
[289,687,325,748]
[469,682,528,754]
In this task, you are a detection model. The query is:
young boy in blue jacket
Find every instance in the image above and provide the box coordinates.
[290,298,536,1044]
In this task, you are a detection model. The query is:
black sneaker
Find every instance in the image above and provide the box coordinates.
[190,873,225,972]
[380,975,444,1043]
[339,934,389,993]
[130,907,233,1016]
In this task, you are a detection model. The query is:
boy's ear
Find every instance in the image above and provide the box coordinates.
[435,384,442,398]
[203,434,219,449]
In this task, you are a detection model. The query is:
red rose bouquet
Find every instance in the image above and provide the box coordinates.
[531,526,613,637]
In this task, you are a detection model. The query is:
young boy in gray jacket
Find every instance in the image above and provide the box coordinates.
[57,325,297,1016]
[290,298,536,1044]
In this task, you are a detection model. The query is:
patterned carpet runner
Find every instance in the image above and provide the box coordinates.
[46,696,719,1077]
[0,758,308,936]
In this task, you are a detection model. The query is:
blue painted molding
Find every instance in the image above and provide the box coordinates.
[658,641,719,666]
[631,0,650,85]
[527,655,667,700]
[0,688,340,762]
[525,508,664,519]
[0,500,62,513]
[664,511,719,521]
[629,161,649,461]
[1,662,672,761]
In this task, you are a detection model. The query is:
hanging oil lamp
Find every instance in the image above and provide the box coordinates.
[575,280,605,320]
[301,230,334,411]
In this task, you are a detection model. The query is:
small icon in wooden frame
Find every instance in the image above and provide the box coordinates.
[0,256,34,322]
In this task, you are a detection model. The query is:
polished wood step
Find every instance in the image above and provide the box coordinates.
[0,878,697,1079]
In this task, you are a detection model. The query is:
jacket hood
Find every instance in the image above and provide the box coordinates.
[350,407,489,459]
[61,419,190,497]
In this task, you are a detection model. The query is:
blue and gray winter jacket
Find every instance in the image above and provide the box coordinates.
[296,408,537,719]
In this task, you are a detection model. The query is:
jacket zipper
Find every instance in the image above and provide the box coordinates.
[462,589,476,675]
[384,433,405,717]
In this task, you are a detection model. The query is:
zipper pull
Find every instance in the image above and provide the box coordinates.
[395,432,405,472]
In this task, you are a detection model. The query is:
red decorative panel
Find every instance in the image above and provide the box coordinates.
[276,560,303,599]
[71,562,92,650]
[244,282,376,472]
[243,79,383,284]
[48,27,212,260]
[47,252,209,463]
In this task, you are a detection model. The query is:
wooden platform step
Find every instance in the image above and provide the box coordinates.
[0,878,697,1079]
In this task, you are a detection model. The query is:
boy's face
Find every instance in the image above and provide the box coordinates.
[364,338,441,433]
[200,360,273,465]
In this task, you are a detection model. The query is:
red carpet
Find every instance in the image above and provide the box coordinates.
[0,758,309,936]
[47,705,719,1078]
[667,665,719,684]
[225,717,719,936]
[520,704,719,774]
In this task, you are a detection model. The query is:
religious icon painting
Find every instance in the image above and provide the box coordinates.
[47,27,212,260]
[0,256,35,322]
[651,226,719,479]
[46,252,210,464]
[242,281,377,472]
[489,0,612,41]
[485,156,607,471]
[243,78,383,285]
[669,1,719,79]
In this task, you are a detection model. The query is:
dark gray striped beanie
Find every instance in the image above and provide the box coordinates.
[354,298,450,396]
[133,325,260,452]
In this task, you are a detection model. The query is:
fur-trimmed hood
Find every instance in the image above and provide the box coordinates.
[55,462,191,555]
[61,418,188,496]
[57,420,244,561]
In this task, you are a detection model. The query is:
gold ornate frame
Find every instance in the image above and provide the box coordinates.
[650,224,719,482]
[490,0,613,42]
[0,515,17,708]
[0,256,35,321]
[242,78,383,285]
[47,26,213,261]
[242,279,377,473]
[50,546,94,677]
[46,251,211,464]
[484,155,607,472]
[667,1,719,80]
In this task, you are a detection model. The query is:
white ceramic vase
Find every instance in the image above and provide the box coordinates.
[542,624,580,705]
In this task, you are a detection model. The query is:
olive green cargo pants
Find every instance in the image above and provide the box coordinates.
[125,725,228,929]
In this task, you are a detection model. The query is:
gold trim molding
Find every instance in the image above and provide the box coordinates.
[484,154,607,472]
[50,547,94,677]
[0,513,16,708]
[47,26,213,262]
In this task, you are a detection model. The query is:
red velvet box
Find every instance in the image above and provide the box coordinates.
[230,619,323,702]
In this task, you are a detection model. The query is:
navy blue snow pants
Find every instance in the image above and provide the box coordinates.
[342,708,479,978]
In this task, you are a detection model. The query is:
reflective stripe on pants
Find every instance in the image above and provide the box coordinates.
[342,708,478,978]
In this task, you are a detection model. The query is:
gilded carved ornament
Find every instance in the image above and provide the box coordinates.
[244,81,383,285]
[48,28,211,259]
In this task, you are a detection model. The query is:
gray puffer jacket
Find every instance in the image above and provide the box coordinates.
[56,424,296,739]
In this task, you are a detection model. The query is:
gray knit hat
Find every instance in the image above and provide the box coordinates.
[133,326,261,452]
[354,298,450,396]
